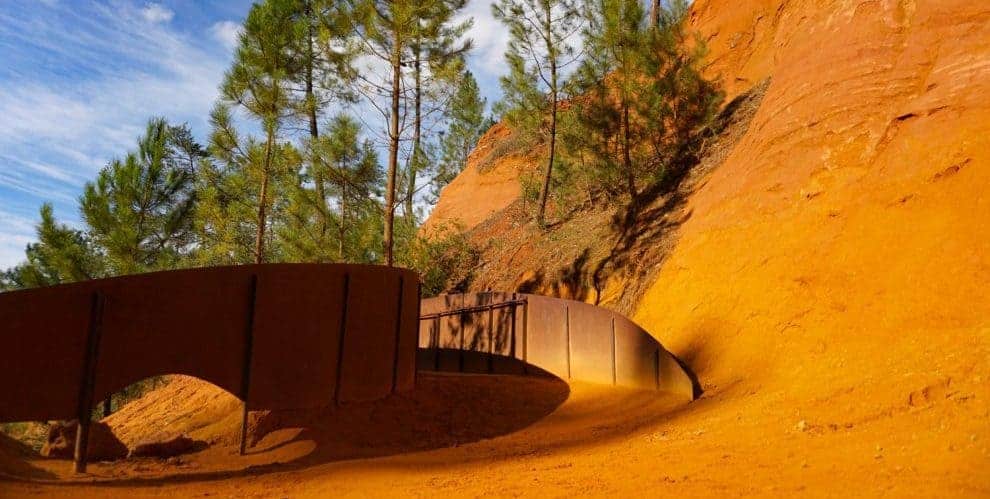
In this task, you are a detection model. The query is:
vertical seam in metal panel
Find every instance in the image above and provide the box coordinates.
[457,293,464,372]
[610,317,617,386]
[415,281,421,387]
[390,275,404,394]
[74,290,105,474]
[565,305,571,380]
[511,294,520,375]
[433,316,440,371]
[487,294,494,373]
[521,294,527,374]
[239,274,258,455]
[334,272,350,405]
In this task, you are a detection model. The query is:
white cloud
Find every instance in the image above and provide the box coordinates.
[0,1,234,268]
[140,3,174,24]
[0,208,38,271]
[210,20,242,52]
[459,2,511,77]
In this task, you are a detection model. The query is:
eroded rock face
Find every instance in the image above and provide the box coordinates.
[40,420,128,461]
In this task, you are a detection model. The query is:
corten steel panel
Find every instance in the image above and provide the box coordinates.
[436,294,464,372]
[566,301,616,385]
[613,315,660,390]
[247,265,347,410]
[394,276,420,392]
[659,348,694,400]
[460,293,491,373]
[93,267,252,402]
[520,294,569,379]
[337,266,402,402]
[0,283,93,421]
[490,292,524,375]
[417,295,443,371]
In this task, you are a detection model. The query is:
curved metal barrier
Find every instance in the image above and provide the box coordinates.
[418,293,693,399]
[0,264,420,470]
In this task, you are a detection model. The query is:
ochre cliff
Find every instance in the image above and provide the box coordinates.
[424,0,990,492]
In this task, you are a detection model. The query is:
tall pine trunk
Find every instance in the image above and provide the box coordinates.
[622,100,635,197]
[339,183,346,261]
[255,133,274,264]
[404,49,422,220]
[536,6,558,227]
[383,32,401,266]
[304,2,328,240]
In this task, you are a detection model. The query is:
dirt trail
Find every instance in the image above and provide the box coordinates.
[3,0,990,496]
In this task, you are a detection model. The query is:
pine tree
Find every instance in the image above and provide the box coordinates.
[195,104,301,265]
[636,1,721,174]
[220,0,302,264]
[571,0,646,198]
[282,114,381,262]
[1,204,105,290]
[434,70,488,198]
[568,0,721,199]
[401,10,472,221]
[80,118,197,274]
[290,0,357,241]
[493,0,582,226]
[348,0,471,265]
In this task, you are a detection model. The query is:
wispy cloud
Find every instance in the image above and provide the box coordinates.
[0,0,519,268]
[210,20,242,52]
[0,0,241,268]
[140,3,174,24]
[0,206,40,273]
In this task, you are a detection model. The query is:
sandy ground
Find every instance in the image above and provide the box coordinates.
[2,0,990,496]
[1,369,987,498]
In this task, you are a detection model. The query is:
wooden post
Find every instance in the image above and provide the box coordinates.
[74,291,105,474]
[239,275,258,456]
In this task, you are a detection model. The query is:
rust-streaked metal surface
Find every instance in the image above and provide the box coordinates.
[418,293,694,399]
[0,264,420,423]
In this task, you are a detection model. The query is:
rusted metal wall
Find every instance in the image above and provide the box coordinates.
[0,264,420,423]
[418,293,694,399]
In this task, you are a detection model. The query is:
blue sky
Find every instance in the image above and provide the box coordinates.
[0,0,510,269]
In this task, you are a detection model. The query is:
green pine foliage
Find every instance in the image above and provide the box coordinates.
[80,118,197,275]
[493,0,583,225]
[433,70,489,200]
[220,0,304,263]
[564,0,722,202]
[1,204,105,290]
[1,0,723,300]
[281,114,382,263]
[349,0,472,264]
[195,104,301,265]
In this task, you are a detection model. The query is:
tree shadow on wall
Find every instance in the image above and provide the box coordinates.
[555,81,771,310]
[516,249,594,303]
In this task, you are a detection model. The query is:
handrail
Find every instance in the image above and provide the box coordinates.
[418,292,694,399]
[418,298,527,320]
